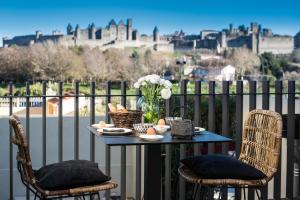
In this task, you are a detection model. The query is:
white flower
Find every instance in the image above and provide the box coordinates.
[134,82,140,89]
[161,88,172,99]
[148,74,160,84]
[159,79,165,86]
[164,80,172,89]
[138,77,145,83]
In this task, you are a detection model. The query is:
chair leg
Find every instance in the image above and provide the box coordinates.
[199,185,206,200]
[192,184,199,200]
[242,187,246,200]
[255,189,263,200]
[33,193,37,200]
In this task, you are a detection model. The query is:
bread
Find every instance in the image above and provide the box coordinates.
[116,104,128,113]
[146,127,156,135]
[158,119,166,125]
[108,103,117,112]
[99,121,106,128]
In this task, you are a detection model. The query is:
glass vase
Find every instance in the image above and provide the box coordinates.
[143,99,160,124]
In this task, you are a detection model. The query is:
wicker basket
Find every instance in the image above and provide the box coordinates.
[108,110,143,129]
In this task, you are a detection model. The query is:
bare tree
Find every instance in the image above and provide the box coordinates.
[229,48,261,77]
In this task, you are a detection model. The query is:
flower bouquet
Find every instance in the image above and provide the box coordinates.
[134,74,172,124]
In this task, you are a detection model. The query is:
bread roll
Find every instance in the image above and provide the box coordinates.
[108,103,117,112]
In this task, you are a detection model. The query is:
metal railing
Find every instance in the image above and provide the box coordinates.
[0,80,299,200]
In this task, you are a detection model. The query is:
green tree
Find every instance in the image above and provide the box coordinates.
[259,52,284,79]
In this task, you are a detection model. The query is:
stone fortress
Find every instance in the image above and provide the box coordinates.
[2,19,173,51]
[2,19,300,54]
[171,22,300,54]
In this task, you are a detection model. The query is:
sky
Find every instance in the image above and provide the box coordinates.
[0,0,300,46]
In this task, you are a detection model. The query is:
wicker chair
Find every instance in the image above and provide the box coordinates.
[178,109,282,200]
[9,114,118,200]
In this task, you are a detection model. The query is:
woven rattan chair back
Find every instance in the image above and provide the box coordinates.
[239,109,282,181]
[9,115,36,186]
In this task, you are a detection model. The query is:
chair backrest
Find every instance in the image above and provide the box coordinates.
[239,109,282,180]
[9,115,36,185]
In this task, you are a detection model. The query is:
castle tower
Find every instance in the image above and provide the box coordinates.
[108,19,117,40]
[153,26,159,42]
[251,22,259,34]
[117,20,126,40]
[229,24,233,35]
[220,31,227,49]
[67,23,73,35]
[75,24,80,39]
[35,31,42,40]
[127,19,132,40]
[2,37,9,48]
[251,33,258,54]
[132,29,139,40]
[89,23,96,40]
[295,31,300,49]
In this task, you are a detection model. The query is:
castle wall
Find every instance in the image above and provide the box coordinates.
[117,25,127,41]
[294,33,300,49]
[227,36,251,49]
[153,43,174,52]
[3,35,35,46]
[258,36,294,54]
[78,29,90,40]
[109,25,117,41]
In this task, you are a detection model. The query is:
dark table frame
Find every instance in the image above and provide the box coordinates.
[88,127,232,200]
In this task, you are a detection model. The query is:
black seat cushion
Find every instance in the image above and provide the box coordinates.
[180,155,267,180]
[34,160,111,190]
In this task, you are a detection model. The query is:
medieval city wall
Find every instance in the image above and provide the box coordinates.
[258,36,294,54]
[226,36,251,49]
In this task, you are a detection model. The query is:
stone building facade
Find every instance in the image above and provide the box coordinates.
[3,20,299,54]
[2,19,173,51]
[171,23,299,54]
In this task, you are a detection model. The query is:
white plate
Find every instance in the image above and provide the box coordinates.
[155,125,171,129]
[139,134,164,141]
[92,124,115,129]
[194,127,206,132]
[97,128,132,135]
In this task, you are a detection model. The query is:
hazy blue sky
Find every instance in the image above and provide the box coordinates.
[0,0,299,45]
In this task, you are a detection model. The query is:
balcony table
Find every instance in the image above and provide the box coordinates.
[88,126,232,200]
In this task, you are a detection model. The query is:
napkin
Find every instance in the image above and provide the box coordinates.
[103,128,125,132]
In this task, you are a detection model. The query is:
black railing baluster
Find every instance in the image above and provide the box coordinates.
[179,80,187,200]
[286,81,295,199]
[121,81,127,200]
[165,96,171,200]
[262,81,270,199]
[248,81,256,200]
[262,81,269,110]
[274,80,282,200]
[90,81,95,162]
[58,81,63,162]
[9,82,14,200]
[222,81,229,154]
[105,81,111,199]
[135,89,142,200]
[106,81,111,123]
[42,81,47,166]
[221,81,229,200]
[208,81,215,154]
[121,81,126,107]
[235,80,243,200]
[74,80,79,160]
[249,81,256,111]
[194,81,201,155]
[26,81,30,200]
